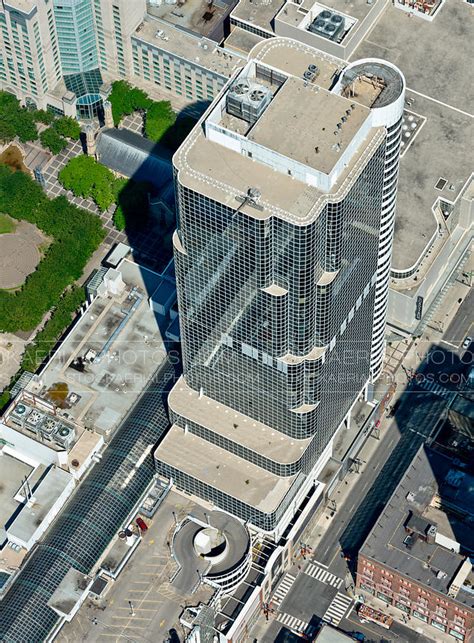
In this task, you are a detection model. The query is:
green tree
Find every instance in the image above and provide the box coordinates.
[53,115,81,139]
[0,118,16,143]
[161,115,196,150]
[0,90,39,142]
[33,109,56,125]
[108,80,152,125]
[40,127,68,154]
[128,87,152,111]
[0,166,105,333]
[144,101,176,142]
[113,179,150,231]
[0,90,20,112]
[14,109,38,142]
[58,154,116,210]
[91,177,115,212]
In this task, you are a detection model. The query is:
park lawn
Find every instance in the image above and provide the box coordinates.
[0,165,105,333]
[0,212,16,234]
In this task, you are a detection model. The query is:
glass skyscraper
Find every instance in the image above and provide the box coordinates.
[154,39,405,539]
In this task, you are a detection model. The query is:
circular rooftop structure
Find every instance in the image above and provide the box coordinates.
[173,511,251,594]
[339,59,405,109]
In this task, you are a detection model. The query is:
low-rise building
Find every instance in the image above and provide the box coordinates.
[357,445,474,642]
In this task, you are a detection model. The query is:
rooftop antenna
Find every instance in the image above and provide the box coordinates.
[234,187,264,214]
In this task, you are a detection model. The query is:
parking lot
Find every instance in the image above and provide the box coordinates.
[56,490,214,643]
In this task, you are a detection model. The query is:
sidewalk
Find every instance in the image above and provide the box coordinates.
[360,594,450,643]
[301,426,389,556]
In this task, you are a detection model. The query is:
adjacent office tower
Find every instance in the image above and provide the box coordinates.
[154,39,405,539]
[0,0,145,118]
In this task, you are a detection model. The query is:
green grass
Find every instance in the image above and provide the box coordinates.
[0,165,105,333]
[0,213,16,234]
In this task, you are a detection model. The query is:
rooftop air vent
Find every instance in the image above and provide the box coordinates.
[226,80,272,125]
[232,81,250,95]
[308,9,345,41]
[249,88,266,102]
[54,424,76,449]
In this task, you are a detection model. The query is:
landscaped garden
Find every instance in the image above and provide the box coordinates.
[0,165,104,333]
[0,90,81,153]
[108,80,196,148]
[0,165,105,410]
[58,154,152,231]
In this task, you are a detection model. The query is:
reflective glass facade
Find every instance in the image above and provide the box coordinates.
[53,0,98,75]
[0,364,174,642]
[160,138,387,531]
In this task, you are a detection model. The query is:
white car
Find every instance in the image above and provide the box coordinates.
[462,336,472,350]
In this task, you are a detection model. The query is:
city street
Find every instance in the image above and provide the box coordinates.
[252,272,472,642]
[441,288,474,355]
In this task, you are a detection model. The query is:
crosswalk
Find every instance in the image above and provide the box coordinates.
[416,379,456,403]
[272,573,297,607]
[322,592,353,626]
[276,612,317,638]
[304,562,343,588]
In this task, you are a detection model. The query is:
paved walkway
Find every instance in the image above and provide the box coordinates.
[24,112,174,272]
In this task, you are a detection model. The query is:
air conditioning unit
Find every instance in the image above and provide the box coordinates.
[308,9,345,41]
[10,403,33,426]
[40,417,60,442]
[25,409,45,433]
[226,80,272,125]
[54,424,76,449]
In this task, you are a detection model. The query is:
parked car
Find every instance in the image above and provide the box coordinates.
[351,633,366,642]
[462,336,472,349]
[136,516,148,532]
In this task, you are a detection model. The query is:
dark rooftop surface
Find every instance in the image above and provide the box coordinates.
[361,445,474,608]
[96,128,172,189]
[0,363,174,643]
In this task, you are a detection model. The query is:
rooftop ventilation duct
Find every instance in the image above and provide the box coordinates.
[226,80,273,125]
[308,9,345,41]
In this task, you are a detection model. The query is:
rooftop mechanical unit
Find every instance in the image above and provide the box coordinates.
[40,417,60,441]
[226,80,273,125]
[53,424,75,450]
[303,63,320,82]
[10,403,33,427]
[308,9,345,42]
[25,409,46,434]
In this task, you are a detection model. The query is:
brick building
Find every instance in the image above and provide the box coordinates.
[357,445,474,642]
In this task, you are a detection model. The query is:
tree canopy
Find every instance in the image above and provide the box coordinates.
[108,80,152,126]
[32,109,55,125]
[53,115,81,140]
[58,155,152,223]
[114,179,152,231]
[0,90,38,143]
[144,100,176,142]
[40,127,68,154]
[0,165,105,333]
[58,155,116,211]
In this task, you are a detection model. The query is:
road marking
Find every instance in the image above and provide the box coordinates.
[322,592,353,626]
[440,339,459,349]
[415,378,456,402]
[304,562,343,589]
[312,560,328,569]
[272,573,297,607]
[276,612,317,637]
[406,87,473,119]
[408,427,429,438]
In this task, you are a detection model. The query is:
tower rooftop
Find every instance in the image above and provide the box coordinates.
[247,76,369,175]
[174,39,386,225]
